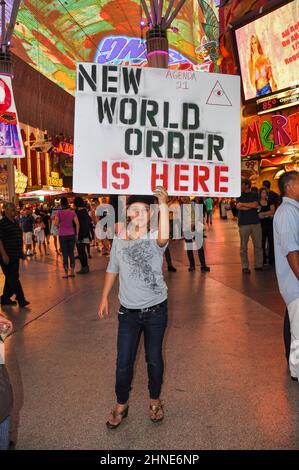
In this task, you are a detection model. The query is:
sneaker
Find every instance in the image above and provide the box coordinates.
[201,266,210,272]
[167,265,176,272]
[18,300,30,308]
[188,266,195,272]
[76,267,90,274]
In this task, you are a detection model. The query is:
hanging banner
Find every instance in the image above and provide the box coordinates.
[73,64,240,196]
[0,75,25,158]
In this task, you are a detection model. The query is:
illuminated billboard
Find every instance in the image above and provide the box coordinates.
[0,75,25,157]
[13,0,219,94]
[234,0,299,102]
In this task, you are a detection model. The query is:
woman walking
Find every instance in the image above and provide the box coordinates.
[98,187,169,429]
[33,216,47,255]
[55,197,79,278]
[50,204,61,255]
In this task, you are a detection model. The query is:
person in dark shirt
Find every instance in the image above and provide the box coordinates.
[258,187,275,265]
[237,179,263,274]
[183,197,210,272]
[20,208,35,256]
[40,209,51,245]
[262,180,280,208]
[74,197,91,274]
[0,203,30,307]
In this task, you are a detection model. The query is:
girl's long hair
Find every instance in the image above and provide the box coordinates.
[250,34,264,57]
[258,187,268,202]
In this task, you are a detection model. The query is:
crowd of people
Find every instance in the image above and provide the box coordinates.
[0,181,286,314]
[236,178,279,274]
[0,171,298,445]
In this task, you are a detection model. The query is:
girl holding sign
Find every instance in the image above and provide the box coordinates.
[98,187,169,429]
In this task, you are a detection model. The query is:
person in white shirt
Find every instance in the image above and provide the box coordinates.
[273,171,299,382]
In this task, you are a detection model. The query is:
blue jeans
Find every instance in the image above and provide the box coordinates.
[116,300,168,404]
[59,235,76,271]
[206,210,213,224]
[0,416,10,450]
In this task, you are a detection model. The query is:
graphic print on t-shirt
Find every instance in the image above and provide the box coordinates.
[122,241,163,295]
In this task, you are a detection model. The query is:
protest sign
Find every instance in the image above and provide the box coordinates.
[74,64,240,196]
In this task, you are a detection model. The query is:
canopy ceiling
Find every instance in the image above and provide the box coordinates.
[12,0,219,94]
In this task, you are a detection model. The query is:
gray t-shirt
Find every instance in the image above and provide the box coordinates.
[107,235,168,309]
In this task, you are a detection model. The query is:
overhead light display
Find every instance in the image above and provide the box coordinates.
[13,0,219,94]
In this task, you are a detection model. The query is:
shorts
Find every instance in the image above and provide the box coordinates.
[35,231,45,243]
[23,232,33,245]
[77,237,90,244]
[51,225,58,237]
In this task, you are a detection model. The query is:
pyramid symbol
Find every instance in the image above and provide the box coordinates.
[206,80,232,106]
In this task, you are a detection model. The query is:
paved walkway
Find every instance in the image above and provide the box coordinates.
[2,213,299,450]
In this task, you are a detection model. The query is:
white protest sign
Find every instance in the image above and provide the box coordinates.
[0,75,25,158]
[73,64,240,196]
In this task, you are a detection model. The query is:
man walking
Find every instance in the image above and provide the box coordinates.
[20,208,35,256]
[273,171,299,382]
[0,203,30,308]
[204,197,214,225]
[237,178,263,274]
[74,197,91,274]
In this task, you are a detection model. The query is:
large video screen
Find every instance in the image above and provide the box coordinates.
[234,0,299,102]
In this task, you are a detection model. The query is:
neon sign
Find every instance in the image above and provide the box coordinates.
[54,141,73,156]
[15,167,28,194]
[0,75,24,157]
[47,171,63,188]
[241,110,299,157]
[94,36,195,69]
